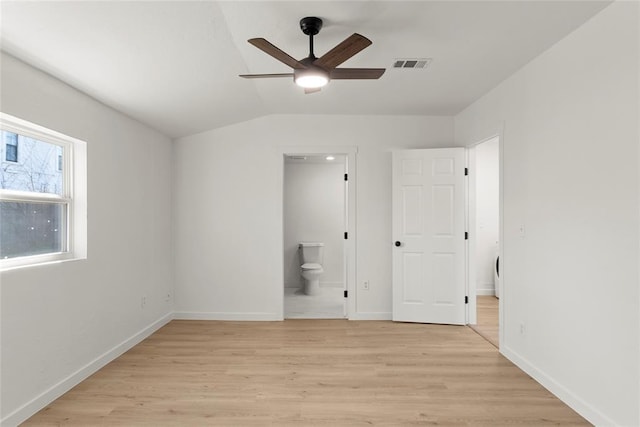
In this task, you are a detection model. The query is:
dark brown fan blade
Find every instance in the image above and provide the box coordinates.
[329,68,385,79]
[239,73,294,79]
[248,38,305,69]
[304,87,321,94]
[314,33,372,69]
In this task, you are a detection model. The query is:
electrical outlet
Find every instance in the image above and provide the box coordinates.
[519,322,526,336]
[165,292,171,302]
[141,296,147,309]
[363,281,370,290]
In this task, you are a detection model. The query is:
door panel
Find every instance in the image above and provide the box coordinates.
[433,185,454,235]
[402,186,423,235]
[402,252,425,303]
[392,148,466,325]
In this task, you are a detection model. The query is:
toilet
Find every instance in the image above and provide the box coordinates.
[299,242,324,295]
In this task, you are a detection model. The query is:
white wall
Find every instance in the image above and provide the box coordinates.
[0,53,173,425]
[284,161,345,288]
[474,137,499,295]
[173,115,454,320]
[455,2,639,425]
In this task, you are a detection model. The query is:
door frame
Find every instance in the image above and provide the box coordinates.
[278,146,357,319]
[466,132,504,347]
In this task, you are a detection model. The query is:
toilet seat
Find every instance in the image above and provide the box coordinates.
[301,263,322,270]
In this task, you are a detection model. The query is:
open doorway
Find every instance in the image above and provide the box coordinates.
[468,136,500,347]
[280,148,356,319]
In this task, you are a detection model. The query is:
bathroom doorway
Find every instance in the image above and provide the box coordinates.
[282,150,353,319]
[467,136,501,347]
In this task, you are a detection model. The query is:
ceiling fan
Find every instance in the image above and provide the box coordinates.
[239,16,385,94]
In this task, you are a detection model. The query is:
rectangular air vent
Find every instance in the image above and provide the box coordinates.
[393,58,432,69]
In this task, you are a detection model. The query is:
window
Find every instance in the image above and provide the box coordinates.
[1,113,87,269]
[5,131,18,162]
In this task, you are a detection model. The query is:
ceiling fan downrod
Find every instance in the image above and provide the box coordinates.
[300,16,323,59]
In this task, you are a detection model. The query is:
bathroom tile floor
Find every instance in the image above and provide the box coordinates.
[284,286,345,319]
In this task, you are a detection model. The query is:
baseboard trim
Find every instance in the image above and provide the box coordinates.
[476,289,496,296]
[501,344,615,426]
[1,312,173,427]
[348,312,392,320]
[173,312,281,321]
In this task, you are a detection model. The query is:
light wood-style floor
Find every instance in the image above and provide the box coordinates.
[24,320,588,426]
[470,296,499,348]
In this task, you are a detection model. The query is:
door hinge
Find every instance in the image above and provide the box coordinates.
[344,173,348,181]
[344,290,348,298]
[465,296,469,304]
[465,231,468,240]
[344,232,348,239]
[465,167,469,176]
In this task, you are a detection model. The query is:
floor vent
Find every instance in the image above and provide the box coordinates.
[392,58,432,69]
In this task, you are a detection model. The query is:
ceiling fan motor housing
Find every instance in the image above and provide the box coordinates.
[294,56,329,88]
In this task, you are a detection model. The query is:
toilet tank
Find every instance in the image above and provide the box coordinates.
[299,242,324,264]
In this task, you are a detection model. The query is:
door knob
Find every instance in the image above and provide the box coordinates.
[395,241,402,247]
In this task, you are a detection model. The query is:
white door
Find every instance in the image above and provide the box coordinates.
[392,148,466,324]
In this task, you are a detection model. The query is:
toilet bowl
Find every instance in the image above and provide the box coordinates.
[301,263,324,295]
[299,242,324,296]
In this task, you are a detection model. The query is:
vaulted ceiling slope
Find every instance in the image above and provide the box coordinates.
[0,1,611,138]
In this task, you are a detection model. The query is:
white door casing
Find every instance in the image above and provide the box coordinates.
[279,146,357,320]
[392,148,466,324]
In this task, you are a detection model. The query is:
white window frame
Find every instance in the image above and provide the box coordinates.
[0,113,87,270]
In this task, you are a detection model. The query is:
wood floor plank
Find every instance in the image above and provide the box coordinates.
[470,295,500,347]
[23,320,589,426]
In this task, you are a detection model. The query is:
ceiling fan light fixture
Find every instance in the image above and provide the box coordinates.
[294,70,329,89]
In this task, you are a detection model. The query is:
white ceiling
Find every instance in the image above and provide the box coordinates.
[0,1,611,138]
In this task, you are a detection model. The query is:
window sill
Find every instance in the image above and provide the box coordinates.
[0,252,86,273]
